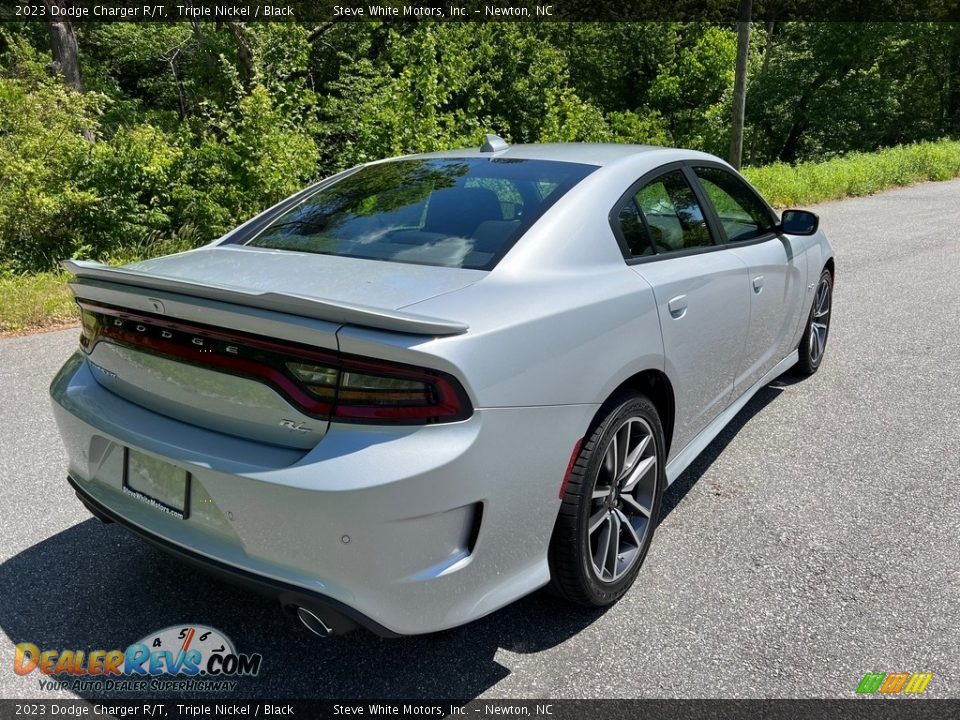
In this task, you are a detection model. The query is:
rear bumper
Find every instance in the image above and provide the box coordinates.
[68,474,390,637]
[52,352,598,635]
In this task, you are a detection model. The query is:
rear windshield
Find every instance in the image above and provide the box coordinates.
[246,157,597,269]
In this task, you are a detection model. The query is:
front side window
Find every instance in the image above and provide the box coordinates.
[247,158,596,270]
[693,166,776,242]
[632,170,712,253]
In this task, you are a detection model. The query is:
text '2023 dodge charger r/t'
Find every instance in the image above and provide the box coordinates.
[51,137,833,637]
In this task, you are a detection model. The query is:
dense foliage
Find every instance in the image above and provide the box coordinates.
[2,21,959,274]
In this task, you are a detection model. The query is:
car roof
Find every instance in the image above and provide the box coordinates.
[400,142,674,167]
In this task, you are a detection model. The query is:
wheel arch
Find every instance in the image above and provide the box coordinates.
[600,369,675,458]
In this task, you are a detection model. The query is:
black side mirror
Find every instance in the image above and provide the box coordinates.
[780,209,819,236]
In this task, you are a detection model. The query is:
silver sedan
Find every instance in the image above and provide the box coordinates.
[51,138,834,637]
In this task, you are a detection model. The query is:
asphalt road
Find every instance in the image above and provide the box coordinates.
[1,180,958,701]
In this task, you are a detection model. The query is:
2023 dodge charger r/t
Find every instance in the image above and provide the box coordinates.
[51,138,834,637]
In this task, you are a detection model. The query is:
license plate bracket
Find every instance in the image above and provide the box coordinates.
[122,447,191,519]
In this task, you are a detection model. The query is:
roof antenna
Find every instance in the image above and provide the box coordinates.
[480,134,508,153]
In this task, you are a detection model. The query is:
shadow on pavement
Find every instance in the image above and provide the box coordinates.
[661,383,785,520]
[0,379,792,700]
[0,517,605,700]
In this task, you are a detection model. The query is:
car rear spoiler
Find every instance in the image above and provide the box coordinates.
[62,260,469,336]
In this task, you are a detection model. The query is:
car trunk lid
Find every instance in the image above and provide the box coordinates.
[66,248,480,450]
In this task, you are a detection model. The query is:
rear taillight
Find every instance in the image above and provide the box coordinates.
[78,303,472,425]
[285,357,469,422]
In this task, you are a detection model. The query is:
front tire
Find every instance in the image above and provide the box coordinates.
[548,393,665,607]
[797,268,833,375]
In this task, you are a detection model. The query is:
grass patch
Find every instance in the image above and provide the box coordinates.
[0,272,77,334]
[3,138,960,335]
[744,139,960,207]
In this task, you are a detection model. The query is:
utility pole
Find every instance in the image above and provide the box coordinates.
[729,0,752,170]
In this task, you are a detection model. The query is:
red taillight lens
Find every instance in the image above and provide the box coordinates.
[78,303,472,425]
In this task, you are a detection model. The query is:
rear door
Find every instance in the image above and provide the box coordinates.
[616,166,750,455]
[690,165,807,392]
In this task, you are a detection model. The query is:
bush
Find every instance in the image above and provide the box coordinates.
[0,63,318,274]
[0,38,103,272]
[744,140,960,207]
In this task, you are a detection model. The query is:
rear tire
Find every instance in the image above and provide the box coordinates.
[548,392,665,607]
[796,268,833,375]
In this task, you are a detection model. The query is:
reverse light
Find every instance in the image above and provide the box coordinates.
[286,362,338,401]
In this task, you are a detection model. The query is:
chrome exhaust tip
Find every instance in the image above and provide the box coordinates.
[296,606,335,638]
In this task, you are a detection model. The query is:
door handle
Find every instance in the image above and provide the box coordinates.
[752,275,765,293]
[668,295,688,317]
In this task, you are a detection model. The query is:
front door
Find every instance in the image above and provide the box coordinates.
[689,165,806,392]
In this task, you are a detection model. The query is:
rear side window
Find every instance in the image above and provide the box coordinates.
[633,170,712,253]
[693,166,776,242]
[246,158,596,270]
[616,201,654,257]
